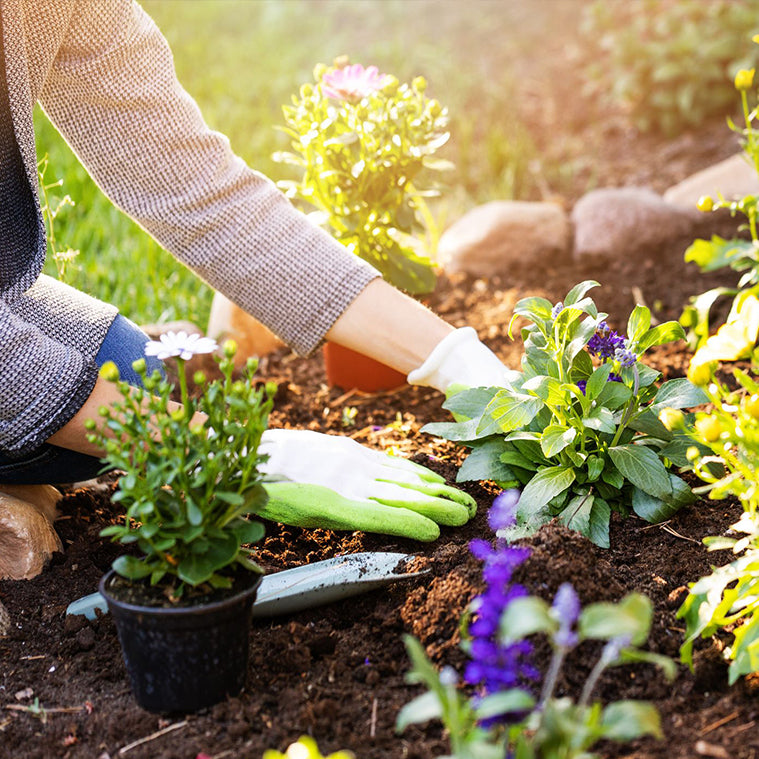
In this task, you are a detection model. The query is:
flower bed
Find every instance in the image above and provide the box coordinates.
[3,248,759,757]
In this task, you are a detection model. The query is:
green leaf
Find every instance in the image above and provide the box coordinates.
[585,363,613,400]
[499,596,555,643]
[564,280,600,306]
[540,425,577,457]
[579,593,653,645]
[474,689,535,721]
[483,392,542,434]
[601,701,662,741]
[178,534,238,585]
[457,438,516,483]
[631,475,694,523]
[396,691,443,731]
[627,305,652,342]
[522,375,566,407]
[215,491,245,507]
[684,236,755,273]
[518,466,576,521]
[112,555,152,580]
[608,444,672,500]
[559,493,610,548]
[513,295,554,324]
[443,386,501,420]
[637,321,685,351]
[583,406,616,434]
[597,381,632,409]
[650,378,709,411]
[233,518,265,545]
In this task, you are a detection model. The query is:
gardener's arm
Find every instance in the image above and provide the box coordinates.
[328,278,517,391]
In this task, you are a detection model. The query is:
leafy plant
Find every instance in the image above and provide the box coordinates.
[87,333,275,594]
[661,364,759,682]
[397,493,674,759]
[423,281,704,548]
[580,0,759,135]
[273,58,452,294]
[680,52,759,361]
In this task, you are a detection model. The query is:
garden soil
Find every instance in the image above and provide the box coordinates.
[4,10,759,759]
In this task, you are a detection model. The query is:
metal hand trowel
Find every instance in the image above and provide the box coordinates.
[66,552,427,620]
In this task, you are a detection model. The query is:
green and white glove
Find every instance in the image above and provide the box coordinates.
[258,429,476,541]
[406,326,520,395]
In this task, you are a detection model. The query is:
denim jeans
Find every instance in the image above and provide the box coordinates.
[0,314,164,485]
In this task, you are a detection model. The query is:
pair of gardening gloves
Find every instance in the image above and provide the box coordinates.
[259,328,519,541]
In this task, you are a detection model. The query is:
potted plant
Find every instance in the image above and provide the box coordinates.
[274,59,453,391]
[87,332,276,713]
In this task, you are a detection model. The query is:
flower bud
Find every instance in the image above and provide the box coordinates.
[313,62,328,81]
[84,418,96,431]
[687,359,714,387]
[99,361,120,383]
[659,407,685,431]
[299,83,314,99]
[696,195,714,213]
[193,370,207,386]
[735,68,755,91]
[223,339,238,358]
[412,75,427,93]
[745,393,759,419]
[265,381,279,397]
[381,75,399,96]
[686,445,700,462]
[98,405,110,417]
[427,98,442,117]
[695,415,722,443]
[171,408,185,422]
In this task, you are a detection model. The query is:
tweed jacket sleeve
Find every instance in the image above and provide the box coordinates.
[39,0,380,356]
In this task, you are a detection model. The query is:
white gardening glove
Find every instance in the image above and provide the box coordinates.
[406,327,520,395]
[257,428,476,541]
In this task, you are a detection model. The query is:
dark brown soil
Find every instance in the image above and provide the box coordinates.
[4,6,759,758]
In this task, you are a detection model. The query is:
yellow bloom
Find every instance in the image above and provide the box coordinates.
[735,68,755,91]
[696,195,713,213]
[659,407,684,431]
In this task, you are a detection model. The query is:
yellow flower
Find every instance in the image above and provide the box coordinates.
[735,68,755,91]
[99,361,120,383]
[687,358,715,387]
[695,415,722,443]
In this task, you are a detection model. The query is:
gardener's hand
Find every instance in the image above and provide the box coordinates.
[406,327,520,395]
[257,429,476,541]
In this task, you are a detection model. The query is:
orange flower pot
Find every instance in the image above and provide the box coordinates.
[322,342,407,392]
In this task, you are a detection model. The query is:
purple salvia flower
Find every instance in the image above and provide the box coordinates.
[551,301,564,320]
[551,583,580,648]
[488,489,520,532]
[576,379,587,395]
[464,494,537,724]
[587,327,625,360]
[614,344,638,367]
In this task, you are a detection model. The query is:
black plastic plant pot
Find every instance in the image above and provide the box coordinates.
[99,569,262,713]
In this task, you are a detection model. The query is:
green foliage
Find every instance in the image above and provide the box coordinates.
[89,345,275,593]
[664,367,759,681]
[273,60,451,294]
[424,281,702,547]
[398,592,672,759]
[581,0,759,135]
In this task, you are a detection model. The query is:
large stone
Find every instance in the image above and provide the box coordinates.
[438,200,571,277]
[664,153,759,209]
[0,486,63,580]
[207,292,284,366]
[572,187,700,261]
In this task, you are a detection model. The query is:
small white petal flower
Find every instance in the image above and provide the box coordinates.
[144,331,218,361]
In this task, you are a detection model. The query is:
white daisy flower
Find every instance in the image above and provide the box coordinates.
[144,331,218,361]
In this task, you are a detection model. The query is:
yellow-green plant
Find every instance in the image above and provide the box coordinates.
[263,736,354,759]
[661,362,759,683]
[37,154,80,283]
[273,59,452,295]
[681,47,759,361]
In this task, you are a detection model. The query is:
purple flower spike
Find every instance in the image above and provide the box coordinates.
[551,301,564,319]
[587,327,625,359]
[552,583,580,648]
[488,489,520,532]
[614,345,638,367]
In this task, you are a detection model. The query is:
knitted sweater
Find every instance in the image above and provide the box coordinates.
[0,0,379,456]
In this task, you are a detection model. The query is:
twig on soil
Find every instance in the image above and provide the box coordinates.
[19,654,46,661]
[117,720,188,755]
[369,697,378,738]
[659,523,701,544]
[699,710,739,736]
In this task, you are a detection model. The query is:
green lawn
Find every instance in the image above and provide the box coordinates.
[37,0,551,328]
